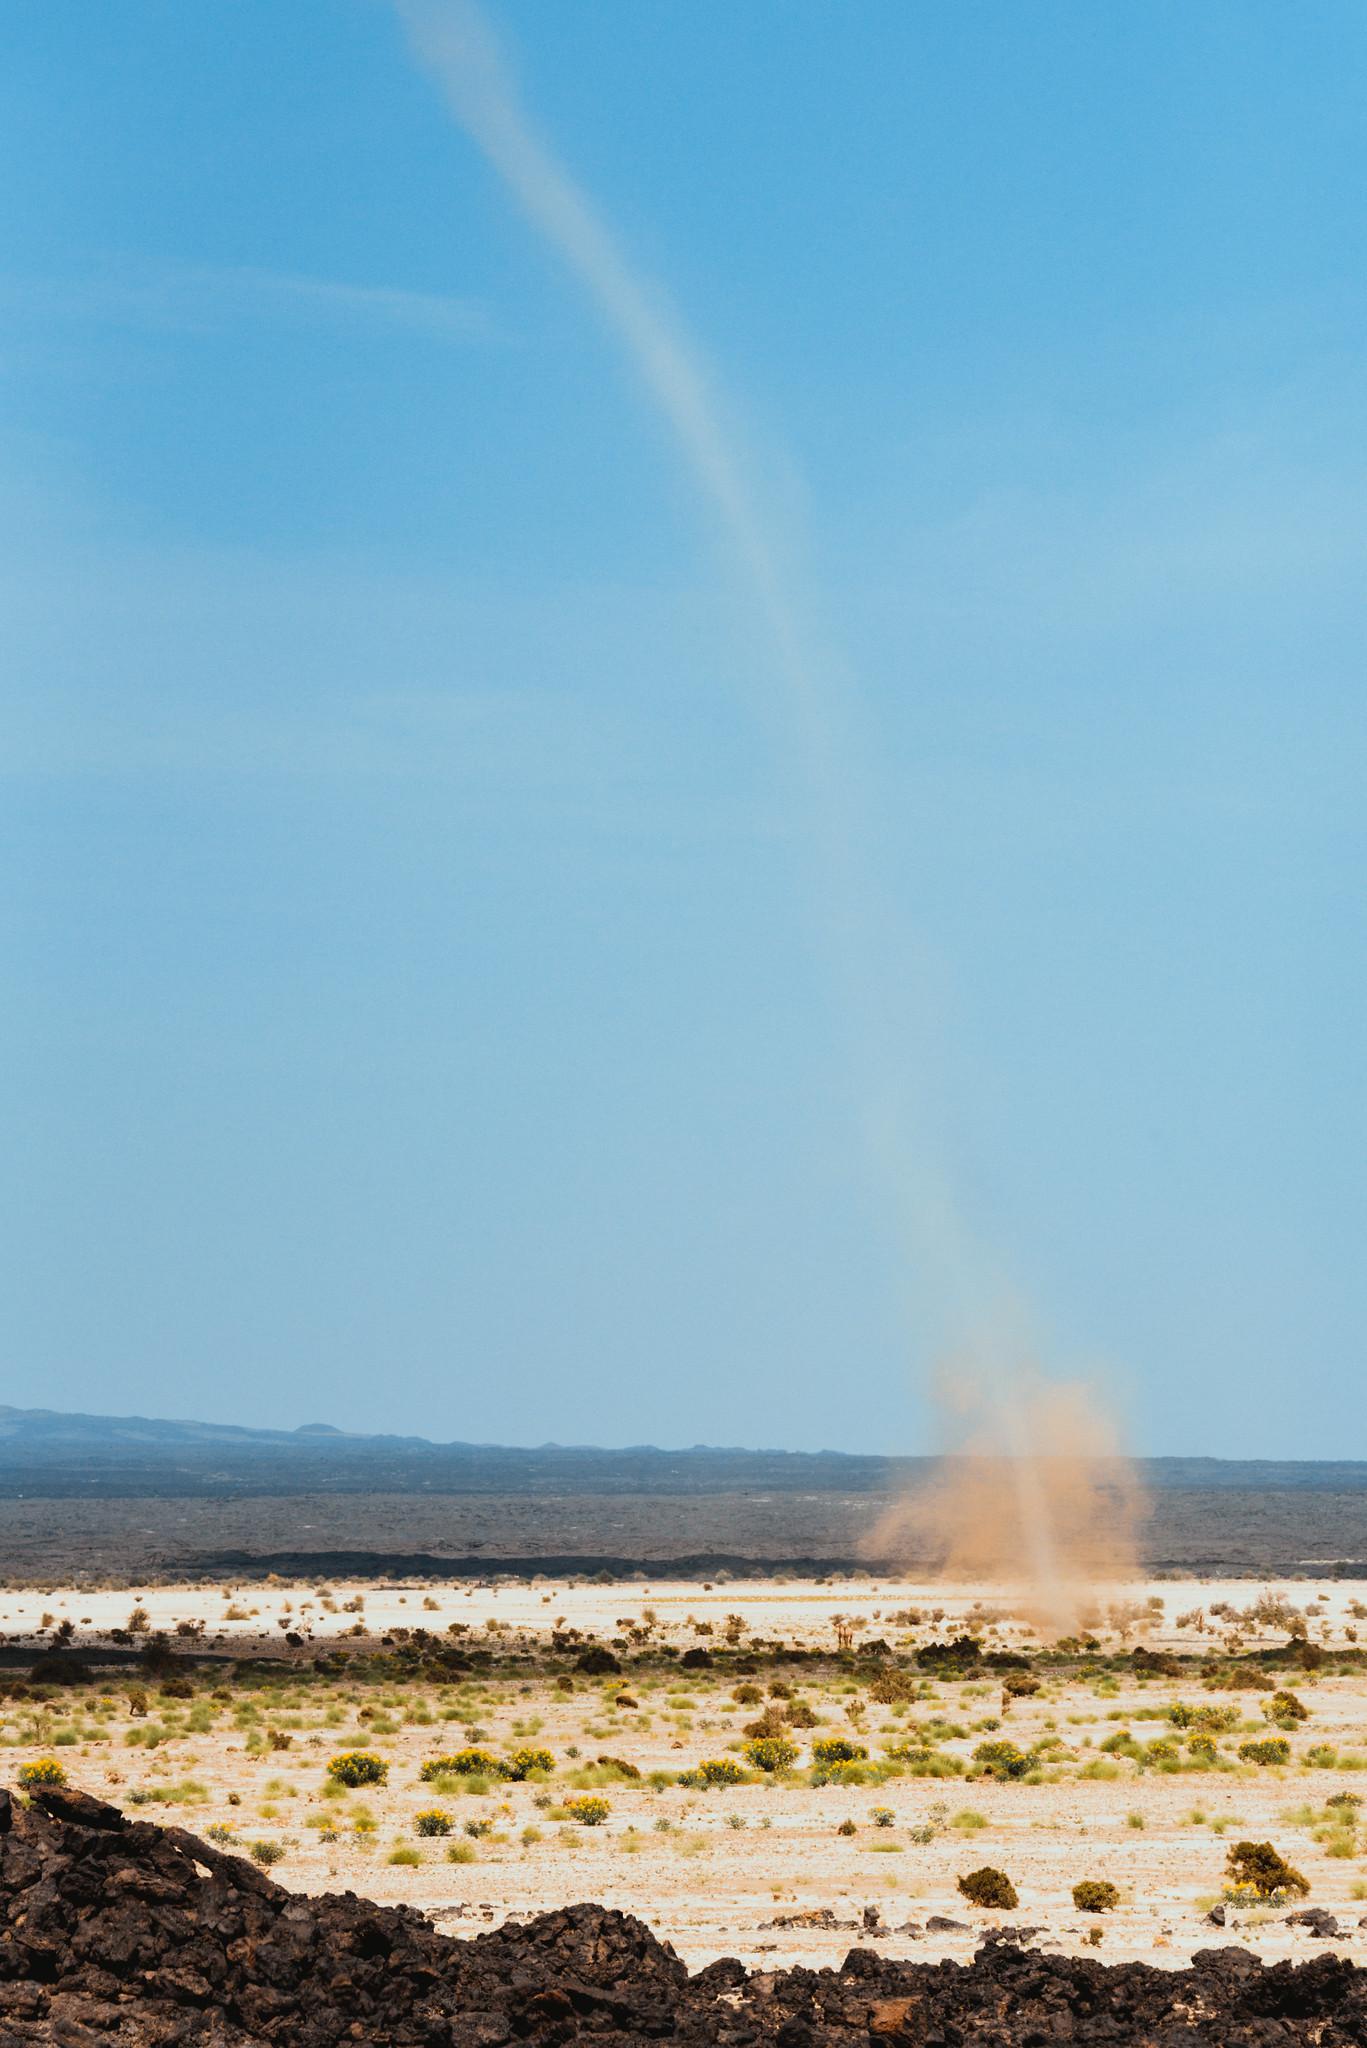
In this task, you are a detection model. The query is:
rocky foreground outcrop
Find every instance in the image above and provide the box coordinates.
[2,1786,1366,2044]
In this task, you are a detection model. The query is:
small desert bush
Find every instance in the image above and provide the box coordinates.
[816,1759,875,1786]
[327,1751,388,1788]
[17,1758,67,1790]
[957,1865,1018,1909]
[1264,1691,1308,1726]
[972,1740,1028,1780]
[249,1839,285,1867]
[447,1840,477,1863]
[504,1747,554,1780]
[1168,1702,1239,1733]
[870,1806,895,1828]
[867,1668,919,1705]
[744,1735,798,1774]
[1225,1840,1309,1900]
[562,1795,610,1826]
[812,1737,868,1766]
[422,1748,504,1780]
[1072,1880,1120,1912]
[885,1740,934,1765]
[1238,1738,1290,1767]
[388,1845,422,1866]
[690,1757,746,1787]
[414,1808,451,1836]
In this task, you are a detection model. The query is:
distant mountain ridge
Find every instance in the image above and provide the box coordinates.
[0,1402,1365,1503]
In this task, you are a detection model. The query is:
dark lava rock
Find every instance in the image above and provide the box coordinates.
[1287,1907,1341,1938]
[3,1786,1367,2042]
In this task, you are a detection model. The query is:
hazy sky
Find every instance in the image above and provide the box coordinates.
[4,2,1364,1455]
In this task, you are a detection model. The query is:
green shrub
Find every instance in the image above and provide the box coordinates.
[504,1747,554,1780]
[1187,1734,1219,1763]
[447,1840,477,1863]
[871,1806,895,1828]
[326,1751,388,1788]
[249,1839,285,1866]
[818,1759,873,1786]
[563,1795,610,1826]
[1168,1702,1239,1733]
[1072,1880,1119,1912]
[812,1737,868,1765]
[1264,1691,1308,1725]
[744,1736,798,1774]
[422,1748,504,1780]
[897,1750,965,1779]
[414,1808,451,1836]
[957,1865,1018,1909]
[388,1845,422,1866]
[1305,1745,1338,1769]
[868,1668,919,1704]
[885,1740,935,1764]
[972,1740,1028,1780]
[1238,1738,1290,1766]
[1225,1840,1308,1899]
[696,1757,748,1787]
[17,1758,67,1790]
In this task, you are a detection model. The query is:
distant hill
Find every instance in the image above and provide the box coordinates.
[0,1403,1365,1503]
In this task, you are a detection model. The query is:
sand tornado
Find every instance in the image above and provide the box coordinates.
[395,0,1142,1631]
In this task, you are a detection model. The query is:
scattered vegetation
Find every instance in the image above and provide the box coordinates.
[17,1758,67,1790]
[1225,1841,1309,1901]
[561,1796,610,1826]
[326,1752,388,1788]
[957,1866,1018,1910]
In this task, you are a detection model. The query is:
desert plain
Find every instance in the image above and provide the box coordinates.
[4,1572,1367,1975]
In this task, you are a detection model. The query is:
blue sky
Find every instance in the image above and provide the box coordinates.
[3,1,1364,1455]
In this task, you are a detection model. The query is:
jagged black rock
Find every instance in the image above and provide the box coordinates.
[2,1785,1365,2043]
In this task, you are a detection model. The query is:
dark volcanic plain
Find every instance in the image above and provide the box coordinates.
[0,1406,1363,1582]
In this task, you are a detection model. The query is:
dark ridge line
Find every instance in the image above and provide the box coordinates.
[185,1549,889,1579]
[178,1548,1367,1581]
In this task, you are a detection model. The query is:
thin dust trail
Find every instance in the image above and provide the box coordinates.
[394,0,1143,1629]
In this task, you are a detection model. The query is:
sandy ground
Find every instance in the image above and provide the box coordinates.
[4,1575,1367,1971]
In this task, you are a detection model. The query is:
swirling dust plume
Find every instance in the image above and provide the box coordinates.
[868,1358,1147,1635]
[397,0,1147,1638]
